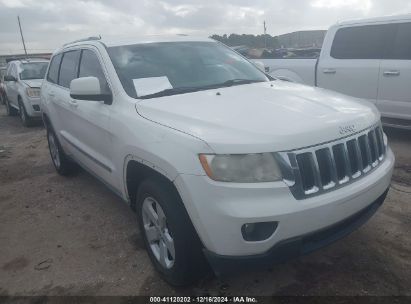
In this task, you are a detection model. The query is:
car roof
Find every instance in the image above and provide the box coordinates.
[59,34,215,51]
[337,13,411,27]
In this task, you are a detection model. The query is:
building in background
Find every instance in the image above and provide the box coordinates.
[0,53,52,68]
[277,30,326,48]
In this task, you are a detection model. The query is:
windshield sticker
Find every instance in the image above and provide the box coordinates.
[133,76,173,97]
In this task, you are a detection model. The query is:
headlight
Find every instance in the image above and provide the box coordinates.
[383,132,388,147]
[199,153,282,183]
[26,88,40,98]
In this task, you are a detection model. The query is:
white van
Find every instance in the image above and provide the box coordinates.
[260,14,411,130]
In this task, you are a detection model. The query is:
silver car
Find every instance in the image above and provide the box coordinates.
[4,59,49,126]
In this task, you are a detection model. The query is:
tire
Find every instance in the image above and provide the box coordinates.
[5,96,18,116]
[18,100,33,127]
[46,125,77,176]
[136,178,210,286]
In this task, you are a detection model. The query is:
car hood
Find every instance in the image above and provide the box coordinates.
[135,81,380,153]
[22,79,42,88]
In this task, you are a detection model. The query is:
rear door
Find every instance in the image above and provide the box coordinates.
[42,53,64,138]
[377,22,411,122]
[317,24,394,104]
[48,50,82,156]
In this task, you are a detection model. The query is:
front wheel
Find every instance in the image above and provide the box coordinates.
[47,126,77,176]
[19,101,33,127]
[5,96,18,116]
[136,178,210,286]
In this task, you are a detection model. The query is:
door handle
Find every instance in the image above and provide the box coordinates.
[323,69,336,74]
[383,70,400,77]
[69,100,78,108]
[48,92,56,102]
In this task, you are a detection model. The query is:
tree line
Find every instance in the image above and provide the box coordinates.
[210,34,280,49]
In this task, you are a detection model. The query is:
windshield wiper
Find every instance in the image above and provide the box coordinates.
[139,87,204,99]
[219,79,264,87]
[139,79,265,99]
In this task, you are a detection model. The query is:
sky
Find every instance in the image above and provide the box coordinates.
[0,0,411,55]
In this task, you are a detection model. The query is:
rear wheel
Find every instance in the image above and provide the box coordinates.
[136,178,210,286]
[47,126,77,176]
[5,96,17,116]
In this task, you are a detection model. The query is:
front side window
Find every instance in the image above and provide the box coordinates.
[6,64,13,77]
[59,50,80,88]
[79,49,110,93]
[107,41,268,98]
[9,64,17,79]
[12,65,18,78]
[330,24,395,59]
[19,62,48,80]
[47,54,63,84]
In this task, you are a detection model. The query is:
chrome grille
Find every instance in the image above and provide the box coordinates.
[280,125,386,200]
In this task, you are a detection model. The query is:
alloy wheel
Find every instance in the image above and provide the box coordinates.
[142,197,175,269]
[48,131,61,169]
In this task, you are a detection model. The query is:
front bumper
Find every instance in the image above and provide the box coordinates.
[204,188,388,275]
[22,96,41,117]
[174,148,394,257]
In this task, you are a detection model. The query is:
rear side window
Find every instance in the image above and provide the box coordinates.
[47,54,62,84]
[78,50,110,93]
[330,24,394,59]
[388,23,411,60]
[59,50,80,88]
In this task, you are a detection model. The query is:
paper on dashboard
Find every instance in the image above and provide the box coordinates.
[133,76,173,97]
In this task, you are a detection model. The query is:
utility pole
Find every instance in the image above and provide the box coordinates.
[263,21,267,49]
[17,16,28,58]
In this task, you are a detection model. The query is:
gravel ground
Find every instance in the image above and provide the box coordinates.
[0,105,410,296]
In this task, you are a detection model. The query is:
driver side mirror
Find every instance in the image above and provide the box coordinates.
[4,75,16,82]
[70,77,112,105]
[253,60,265,72]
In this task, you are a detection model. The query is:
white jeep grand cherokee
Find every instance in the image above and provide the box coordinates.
[40,35,394,286]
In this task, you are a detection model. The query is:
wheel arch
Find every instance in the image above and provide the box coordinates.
[42,112,52,129]
[124,155,180,210]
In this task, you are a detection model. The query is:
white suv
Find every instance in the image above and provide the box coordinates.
[41,36,394,286]
[4,59,49,126]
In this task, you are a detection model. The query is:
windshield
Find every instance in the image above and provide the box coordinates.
[107,41,268,99]
[19,62,49,80]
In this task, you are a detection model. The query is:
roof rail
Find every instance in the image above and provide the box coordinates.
[63,36,101,46]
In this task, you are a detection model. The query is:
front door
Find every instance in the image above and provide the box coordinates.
[59,48,115,187]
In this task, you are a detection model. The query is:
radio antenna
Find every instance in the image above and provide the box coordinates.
[17,16,28,58]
